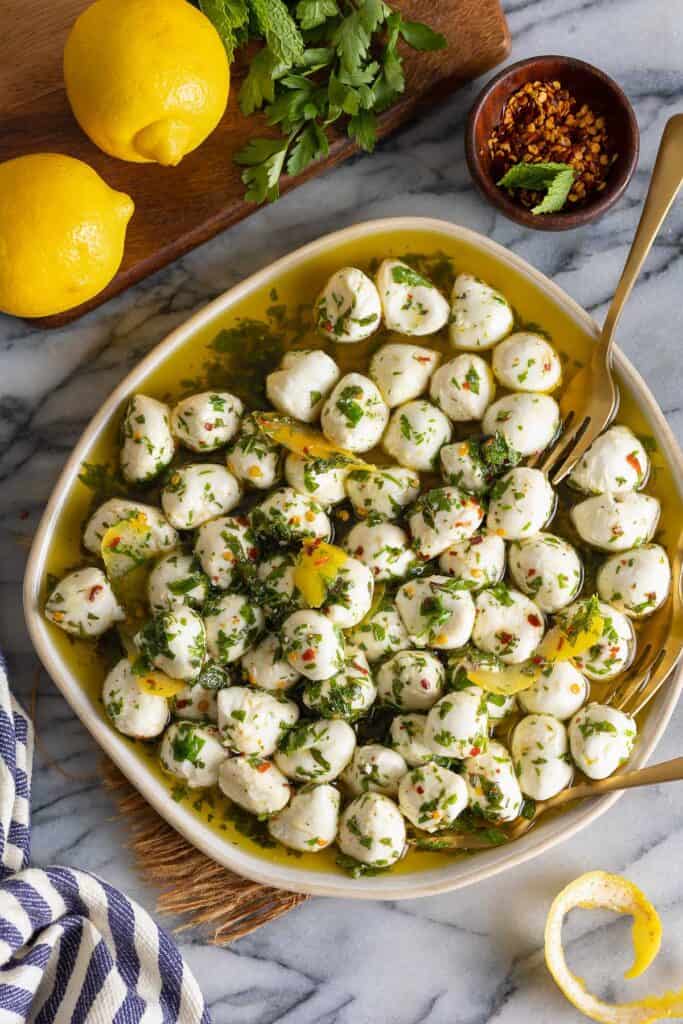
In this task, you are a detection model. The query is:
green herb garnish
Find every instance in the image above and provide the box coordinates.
[498,161,575,215]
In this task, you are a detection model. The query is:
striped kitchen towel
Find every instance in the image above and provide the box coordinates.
[0,654,211,1023]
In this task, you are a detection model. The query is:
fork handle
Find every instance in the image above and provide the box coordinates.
[598,114,683,365]
[550,755,683,807]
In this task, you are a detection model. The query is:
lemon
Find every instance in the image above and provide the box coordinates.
[0,153,134,319]
[64,0,230,166]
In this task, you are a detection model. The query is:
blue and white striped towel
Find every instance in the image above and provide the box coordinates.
[0,655,210,1023]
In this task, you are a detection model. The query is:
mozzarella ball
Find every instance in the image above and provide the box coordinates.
[275,719,356,783]
[396,576,475,650]
[284,453,348,506]
[440,440,490,495]
[508,533,583,613]
[172,683,218,723]
[430,355,496,421]
[241,634,300,692]
[281,610,344,681]
[160,722,227,789]
[569,425,650,495]
[369,343,441,407]
[486,467,556,541]
[377,649,445,710]
[266,349,340,424]
[102,658,169,739]
[323,556,374,629]
[205,593,264,665]
[315,266,382,343]
[135,608,206,682]
[447,647,516,720]
[45,567,124,638]
[218,756,291,816]
[226,414,282,491]
[511,714,573,800]
[346,466,420,521]
[449,273,514,350]
[463,741,523,822]
[556,600,634,681]
[347,595,411,663]
[83,499,178,556]
[439,532,506,591]
[303,651,376,721]
[147,552,209,614]
[251,487,331,545]
[170,391,243,453]
[161,464,241,530]
[256,552,301,619]
[492,332,562,392]
[482,393,560,457]
[321,373,389,453]
[120,395,174,483]
[569,703,637,780]
[398,763,467,832]
[376,259,449,336]
[217,686,299,756]
[409,487,484,560]
[424,687,489,759]
[570,492,660,552]
[473,586,545,664]
[268,785,340,852]
[389,713,433,767]
[383,400,452,471]
[344,521,416,580]
[597,544,672,618]
[341,744,407,797]
[518,661,588,720]
[194,515,258,590]
[338,793,406,866]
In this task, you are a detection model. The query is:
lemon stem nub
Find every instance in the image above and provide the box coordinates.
[134,120,192,166]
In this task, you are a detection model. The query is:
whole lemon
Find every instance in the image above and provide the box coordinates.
[0,153,134,318]
[64,0,230,166]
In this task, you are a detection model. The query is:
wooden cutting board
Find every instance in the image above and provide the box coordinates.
[1,1,510,327]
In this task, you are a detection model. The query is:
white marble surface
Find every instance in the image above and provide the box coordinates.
[3,1,683,1020]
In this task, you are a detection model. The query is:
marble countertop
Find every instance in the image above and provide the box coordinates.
[3,1,683,1020]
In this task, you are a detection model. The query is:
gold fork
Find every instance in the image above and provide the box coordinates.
[531,114,683,485]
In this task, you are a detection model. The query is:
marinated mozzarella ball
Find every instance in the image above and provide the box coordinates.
[569,703,637,780]
[486,467,556,541]
[251,488,331,545]
[103,658,169,739]
[345,466,420,521]
[172,683,218,723]
[369,343,440,407]
[344,521,415,580]
[241,634,300,692]
[482,393,560,458]
[147,552,209,614]
[508,533,582,613]
[120,395,174,483]
[256,552,301,619]
[135,608,206,682]
[518,661,588,721]
[492,332,562,393]
[389,713,433,767]
[556,600,634,681]
[268,785,340,852]
[341,744,407,797]
[376,259,449,336]
[338,793,406,866]
[463,741,523,822]
[227,414,282,491]
[217,686,299,756]
[315,267,382,343]
[275,719,356,783]
[447,647,516,720]
[511,715,573,800]
[396,576,475,650]
[160,722,227,789]
[398,763,467,832]
[597,545,671,618]
[322,557,374,629]
[321,373,389,453]
[205,593,264,665]
[570,493,660,552]
[569,425,649,495]
[347,595,411,663]
[430,355,495,421]
[266,349,340,424]
[383,400,452,471]
[284,453,348,506]
[449,273,513,350]
[409,487,484,560]
[161,464,241,530]
[45,567,124,638]
[377,649,445,710]
[303,651,376,721]
[440,440,489,495]
[281,610,344,681]
[473,586,545,664]
[439,532,506,590]
[83,499,178,556]
[170,391,243,452]
[424,687,489,759]
[218,756,291,816]
[194,515,258,590]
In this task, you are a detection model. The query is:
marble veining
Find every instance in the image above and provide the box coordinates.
[2,0,683,1019]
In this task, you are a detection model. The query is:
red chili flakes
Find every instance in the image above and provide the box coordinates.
[528,614,541,627]
[527,568,537,577]
[19,510,29,521]
[354,546,364,556]
[416,785,424,794]
[626,453,642,475]
[257,762,271,773]
[107,536,121,549]
[419,678,431,690]
[462,381,471,391]
[88,585,104,601]
[302,648,316,663]
[499,631,513,646]
[470,535,483,546]
[204,422,214,431]
[469,747,481,757]
[248,547,259,560]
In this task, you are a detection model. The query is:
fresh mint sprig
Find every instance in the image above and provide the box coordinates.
[497,161,576,215]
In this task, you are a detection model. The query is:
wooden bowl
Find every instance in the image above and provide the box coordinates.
[465,55,639,231]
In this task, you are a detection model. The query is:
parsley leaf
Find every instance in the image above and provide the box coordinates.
[286,121,329,175]
[234,137,292,203]
[348,109,377,152]
[497,161,576,215]
[399,19,447,51]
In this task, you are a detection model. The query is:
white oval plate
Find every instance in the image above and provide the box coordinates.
[23,217,683,899]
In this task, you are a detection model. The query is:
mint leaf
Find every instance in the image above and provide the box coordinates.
[348,109,377,152]
[250,0,305,67]
[399,19,447,51]
[498,161,576,215]
[531,168,575,214]
[234,137,292,203]
[199,0,249,61]
[296,0,340,30]
[287,122,329,175]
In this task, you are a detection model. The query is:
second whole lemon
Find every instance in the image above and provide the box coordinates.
[64,0,230,167]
